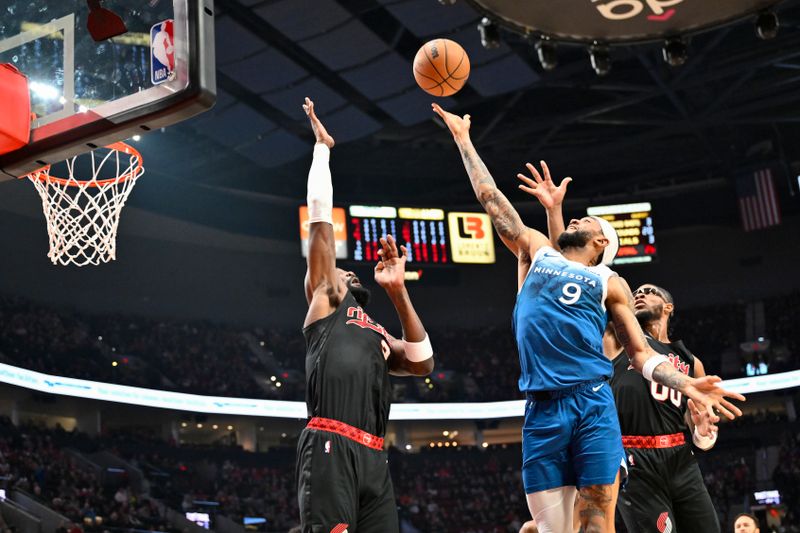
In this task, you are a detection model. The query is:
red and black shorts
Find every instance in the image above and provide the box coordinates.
[617,433,720,533]
[296,417,398,533]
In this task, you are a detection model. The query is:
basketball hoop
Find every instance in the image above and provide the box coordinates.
[24,142,144,266]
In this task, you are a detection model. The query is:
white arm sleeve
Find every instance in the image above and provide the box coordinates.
[306,143,333,225]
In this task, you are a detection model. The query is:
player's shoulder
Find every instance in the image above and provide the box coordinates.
[532,245,559,261]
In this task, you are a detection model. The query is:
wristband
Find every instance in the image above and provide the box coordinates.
[403,334,433,362]
[693,426,718,450]
[642,354,670,382]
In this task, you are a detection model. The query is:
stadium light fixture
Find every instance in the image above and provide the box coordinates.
[478,17,500,49]
[662,38,688,67]
[755,10,779,40]
[536,37,558,71]
[589,43,611,76]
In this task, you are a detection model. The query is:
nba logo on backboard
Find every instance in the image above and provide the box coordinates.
[151,20,175,85]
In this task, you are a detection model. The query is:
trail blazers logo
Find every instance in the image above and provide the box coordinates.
[657,511,673,533]
[447,212,495,264]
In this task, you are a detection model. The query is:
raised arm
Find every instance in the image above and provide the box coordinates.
[606,276,745,423]
[431,103,549,260]
[517,161,571,250]
[303,98,344,325]
[373,235,434,377]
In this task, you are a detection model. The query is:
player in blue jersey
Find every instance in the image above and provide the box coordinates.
[432,103,745,533]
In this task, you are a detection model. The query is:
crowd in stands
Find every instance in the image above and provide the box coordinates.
[0,417,178,532]
[0,291,799,404]
[112,438,299,532]
[1,414,799,532]
[391,446,530,533]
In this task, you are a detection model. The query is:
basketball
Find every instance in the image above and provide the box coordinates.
[413,38,470,97]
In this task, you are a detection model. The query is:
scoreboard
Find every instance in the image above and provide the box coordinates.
[299,205,495,265]
[350,205,449,264]
[587,202,657,265]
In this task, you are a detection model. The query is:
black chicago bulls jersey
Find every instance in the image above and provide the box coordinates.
[611,336,695,436]
[303,291,392,437]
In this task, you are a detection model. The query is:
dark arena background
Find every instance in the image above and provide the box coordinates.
[1,0,800,532]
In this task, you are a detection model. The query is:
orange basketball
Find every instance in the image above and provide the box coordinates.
[413,39,470,97]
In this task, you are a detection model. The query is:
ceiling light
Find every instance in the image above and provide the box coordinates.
[755,10,779,40]
[662,38,687,67]
[589,43,611,76]
[478,17,500,50]
[536,37,557,71]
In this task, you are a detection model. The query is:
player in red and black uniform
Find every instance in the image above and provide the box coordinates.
[606,284,721,533]
[297,98,434,533]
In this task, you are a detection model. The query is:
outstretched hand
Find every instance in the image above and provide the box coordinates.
[687,398,718,438]
[431,102,471,142]
[374,234,407,293]
[684,375,745,423]
[517,161,572,210]
[302,97,335,148]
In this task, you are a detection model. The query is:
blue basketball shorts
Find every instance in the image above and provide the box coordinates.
[521,379,626,494]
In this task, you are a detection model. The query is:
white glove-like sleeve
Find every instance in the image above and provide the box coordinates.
[306,143,333,225]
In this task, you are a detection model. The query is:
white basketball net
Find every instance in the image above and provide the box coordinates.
[25,143,144,267]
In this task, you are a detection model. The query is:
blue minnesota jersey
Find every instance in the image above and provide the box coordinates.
[513,246,615,391]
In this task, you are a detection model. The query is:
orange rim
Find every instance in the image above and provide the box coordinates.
[25,141,143,188]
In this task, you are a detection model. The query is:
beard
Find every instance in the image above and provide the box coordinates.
[348,282,371,307]
[635,303,663,326]
[557,229,593,250]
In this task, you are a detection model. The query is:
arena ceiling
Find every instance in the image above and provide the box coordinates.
[140,0,800,230]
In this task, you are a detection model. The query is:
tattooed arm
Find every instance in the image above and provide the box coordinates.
[431,103,550,260]
[606,276,745,421]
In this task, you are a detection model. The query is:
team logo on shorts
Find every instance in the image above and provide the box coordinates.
[330,524,349,533]
[324,440,331,454]
[657,512,673,533]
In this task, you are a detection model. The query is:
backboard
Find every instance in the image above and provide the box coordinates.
[0,0,215,179]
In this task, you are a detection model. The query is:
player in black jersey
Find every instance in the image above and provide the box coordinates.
[297,97,435,533]
[605,284,721,533]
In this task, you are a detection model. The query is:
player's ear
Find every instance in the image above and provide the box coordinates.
[594,233,609,249]
[663,302,675,317]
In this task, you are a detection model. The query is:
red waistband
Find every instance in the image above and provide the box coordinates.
[622,432,686,449]
[306,417,384,451]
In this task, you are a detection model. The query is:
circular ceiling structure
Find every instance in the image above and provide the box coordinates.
[466,0,782,43]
